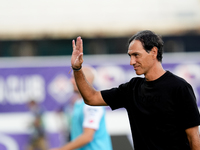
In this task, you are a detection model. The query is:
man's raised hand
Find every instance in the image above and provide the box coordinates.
[71,36,84,69]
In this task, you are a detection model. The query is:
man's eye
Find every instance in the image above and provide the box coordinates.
[135,54,139,57]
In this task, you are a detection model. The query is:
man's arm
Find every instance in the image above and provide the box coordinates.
[50,128,95,150]
[73,70,107,106]
[71,37,107,106]
[185,126,200,150]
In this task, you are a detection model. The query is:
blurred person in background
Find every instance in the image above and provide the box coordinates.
[50,66,113,150]
[70,30,200,150]
[55,104,74,146]
[27,100,47,150]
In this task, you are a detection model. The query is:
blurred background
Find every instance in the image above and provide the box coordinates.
[0,0,200,150]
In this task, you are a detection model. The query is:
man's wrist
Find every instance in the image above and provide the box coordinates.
[72,66,82,71]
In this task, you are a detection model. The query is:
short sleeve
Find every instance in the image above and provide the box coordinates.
[83,105,104,130]
[178,83,200,130]
[101,82,130,110]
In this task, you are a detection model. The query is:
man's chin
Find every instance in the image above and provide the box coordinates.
[135,71,143,75]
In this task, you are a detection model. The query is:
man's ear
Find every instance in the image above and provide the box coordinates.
[151,47,158,59]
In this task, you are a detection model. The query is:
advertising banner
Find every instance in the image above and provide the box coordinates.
[0,53,200,150]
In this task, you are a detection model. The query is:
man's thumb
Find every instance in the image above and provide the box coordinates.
[78,53,84,63]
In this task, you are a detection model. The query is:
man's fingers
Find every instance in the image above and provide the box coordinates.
[76,36,83,52]
[76,36,80,50]
[72,37,83,52]
[80,38,83,53]
[72,39,76,51]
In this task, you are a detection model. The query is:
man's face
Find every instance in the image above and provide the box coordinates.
[128,40,155,75]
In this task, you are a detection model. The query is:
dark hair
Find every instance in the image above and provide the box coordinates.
[128,30,164,62]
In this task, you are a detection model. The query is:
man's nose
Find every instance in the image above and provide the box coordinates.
[130,56,136,66]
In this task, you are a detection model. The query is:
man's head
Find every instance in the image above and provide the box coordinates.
[128,30,164,62]
[71,66,96,93]
[128,30,164,75]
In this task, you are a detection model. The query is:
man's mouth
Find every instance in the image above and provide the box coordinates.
[134,66,139,70]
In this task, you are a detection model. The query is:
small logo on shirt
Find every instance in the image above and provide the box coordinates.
[89,120,94,123]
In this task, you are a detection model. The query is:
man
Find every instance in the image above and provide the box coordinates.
[50,66,112,150]
[71,30,200,150]
[27,100,47,150]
